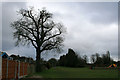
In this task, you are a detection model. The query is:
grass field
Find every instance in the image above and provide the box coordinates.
[32,67,118,78]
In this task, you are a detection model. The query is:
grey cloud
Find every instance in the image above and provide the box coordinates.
[2,2,26,51]
[6,45,36,59]
[54,2,118,25]
[79,2,118,24]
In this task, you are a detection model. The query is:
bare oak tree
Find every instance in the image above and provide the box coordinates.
[11,7,66,72]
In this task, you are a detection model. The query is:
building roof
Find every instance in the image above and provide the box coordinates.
[0,51,8,57]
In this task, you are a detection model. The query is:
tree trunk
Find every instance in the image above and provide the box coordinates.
[36,48,41,72]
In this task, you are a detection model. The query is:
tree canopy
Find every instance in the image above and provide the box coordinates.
[11,7,66,72]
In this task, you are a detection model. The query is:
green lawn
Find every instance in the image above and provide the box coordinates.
[33,67,118,78]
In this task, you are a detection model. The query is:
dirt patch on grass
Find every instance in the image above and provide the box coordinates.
[28,75,43,78]
[20,75,43,80]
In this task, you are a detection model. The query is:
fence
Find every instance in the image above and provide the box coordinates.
[0,55,2,80]
[1,58,35,80]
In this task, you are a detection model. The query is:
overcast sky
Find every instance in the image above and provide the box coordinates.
[1,2,118,61]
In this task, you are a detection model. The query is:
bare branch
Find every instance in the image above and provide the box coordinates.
[19,33,37,48]
[41,41,57,52]
[27,10,38,27]
[43,32,61,43]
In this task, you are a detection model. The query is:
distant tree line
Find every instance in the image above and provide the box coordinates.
[7,48,118,71]
[90,51,114,67]
[10,48,116,70]
[10,54,35,63]
[45,48,117,68]
[45,48,87,68]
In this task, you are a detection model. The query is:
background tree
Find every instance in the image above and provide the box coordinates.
[94,53,102,66]
[102,51,111,66]
[65,49,78,67]
[11,7,66,72]
[10,54,20,60]
[77,56,86,67]
[59,55,66,66]
[48,58,58,67]
[91,54,96,64]
[90,51,113,67]
[58,49,85,67]
[83,55,88,64]
[106,51,111,64]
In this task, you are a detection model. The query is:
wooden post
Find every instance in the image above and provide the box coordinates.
[6,59,8,79]
[18,61,20,79]
[0,52,2,80]
[0,2,2,79]
[14,60,17,79]
[23,62,24,78]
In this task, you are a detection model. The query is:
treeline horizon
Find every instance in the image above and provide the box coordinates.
[40,48,118,69]
[9,48,117,64]
[7,48,119,70]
